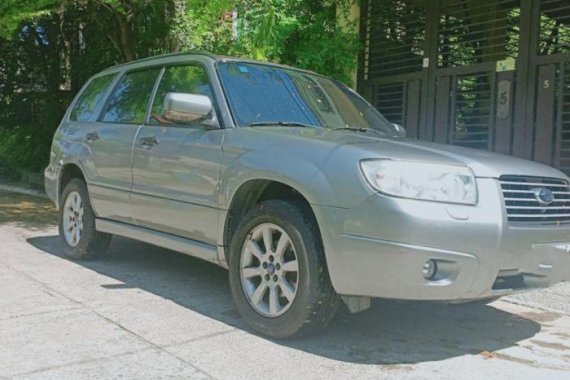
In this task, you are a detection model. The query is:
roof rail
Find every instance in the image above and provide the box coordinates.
[103,50,217,71]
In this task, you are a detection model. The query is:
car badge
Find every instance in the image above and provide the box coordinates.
[532,187,554,206]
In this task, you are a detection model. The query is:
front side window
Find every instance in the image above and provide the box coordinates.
[150,65,213,125]
[217,62,400,137]
[70,74,115,122]
[101,68,160,124]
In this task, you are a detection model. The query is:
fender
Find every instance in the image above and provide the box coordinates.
[213,128,380,268]
[217,127,374,211]
[218,153,337,210]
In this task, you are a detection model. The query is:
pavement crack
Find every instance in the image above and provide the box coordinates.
[88,311,219,379]
[10,347,157,377]
[0,306,83,322]
[163,329,237,348]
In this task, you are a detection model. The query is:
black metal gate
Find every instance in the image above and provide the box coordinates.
[530,0,570,170]
[358,0,570,173]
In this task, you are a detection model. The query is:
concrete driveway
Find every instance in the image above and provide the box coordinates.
[1,190,569,379]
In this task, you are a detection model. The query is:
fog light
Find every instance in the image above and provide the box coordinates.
[422,260,437,280]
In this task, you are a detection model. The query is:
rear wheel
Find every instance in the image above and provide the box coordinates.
[59,179,111,260]
[229,200,339,338]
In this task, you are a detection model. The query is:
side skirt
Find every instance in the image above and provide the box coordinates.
[96,218,222,267]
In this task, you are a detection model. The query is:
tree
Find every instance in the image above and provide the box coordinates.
[0,0,361,175]
[0,0,163,62]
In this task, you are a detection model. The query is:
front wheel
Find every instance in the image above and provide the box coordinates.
[228,200,339,338]
[59,179,111,260]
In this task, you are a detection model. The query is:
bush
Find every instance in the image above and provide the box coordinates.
[0,125,51,174]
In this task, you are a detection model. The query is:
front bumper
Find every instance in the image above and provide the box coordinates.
[313,178,570,300]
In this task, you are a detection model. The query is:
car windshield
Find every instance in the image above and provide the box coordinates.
[217,61,401,137]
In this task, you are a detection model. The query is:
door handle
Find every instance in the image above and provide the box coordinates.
[85,131,99,142]
[139,135,159,149]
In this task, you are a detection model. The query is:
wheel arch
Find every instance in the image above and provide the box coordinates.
[58,163,86,203]
[222,179,322,262]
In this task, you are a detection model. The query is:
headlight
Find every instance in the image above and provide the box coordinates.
[360,159,477,205]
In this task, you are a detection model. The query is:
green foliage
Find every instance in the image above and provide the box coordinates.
[156,0,360,83]
[276,2,360,84]
[0,0,361,174]
[0,90,63,174]
[169,0,235,53]
[0,126,51,174]
[0,0,59,37]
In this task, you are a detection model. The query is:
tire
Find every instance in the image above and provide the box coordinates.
[59,178,111,260]
[228,200,339,339]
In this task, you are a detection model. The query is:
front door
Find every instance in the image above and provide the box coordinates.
[87,68,161,223]
[130,64,222,245]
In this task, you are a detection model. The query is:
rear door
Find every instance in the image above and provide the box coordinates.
[130,63,223,245]
[87,68,161,223]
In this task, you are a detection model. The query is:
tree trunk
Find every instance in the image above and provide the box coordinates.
[93,1,137,62]
[115,12,136,61]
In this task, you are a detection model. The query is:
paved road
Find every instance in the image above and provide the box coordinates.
[1,190,569,379]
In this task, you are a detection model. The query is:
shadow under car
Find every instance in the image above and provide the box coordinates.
[27,234,541,365]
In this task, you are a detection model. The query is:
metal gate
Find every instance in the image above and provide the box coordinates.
[530,0,570,170]
[358,0,570,173]
[359,0,428,139]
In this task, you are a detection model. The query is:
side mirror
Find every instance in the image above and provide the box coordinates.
[163,92,216,126]
[392,123,407,137]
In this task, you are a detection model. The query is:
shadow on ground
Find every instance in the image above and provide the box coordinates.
[27,234,541,365]
[0,191,57,230]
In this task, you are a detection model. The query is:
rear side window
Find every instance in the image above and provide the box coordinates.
[150,65,213,125]
[69,75,115,122]
[101,68,160,124]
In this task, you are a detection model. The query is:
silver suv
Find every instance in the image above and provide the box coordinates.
[45,52,570,338]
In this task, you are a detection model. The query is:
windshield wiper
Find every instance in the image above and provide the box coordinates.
[245,121,319,128]
[332,126,386,136]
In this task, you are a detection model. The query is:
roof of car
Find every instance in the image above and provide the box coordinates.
[98,51,318,76]
[102,51,217,71]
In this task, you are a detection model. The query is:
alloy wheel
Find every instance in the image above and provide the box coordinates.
[240,223,299,317]
[62,191,84,247]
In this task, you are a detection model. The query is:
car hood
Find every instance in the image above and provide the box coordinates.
[351,136,565,179]
[256,127,567,179]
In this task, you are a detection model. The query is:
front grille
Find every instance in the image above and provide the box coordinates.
[500,175,570,225]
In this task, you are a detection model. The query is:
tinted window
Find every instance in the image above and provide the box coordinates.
[150,65,212,125]
[218,62,399,137]
[101,69,160,124]
[218,63,316,126]
[70,75,115,122]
